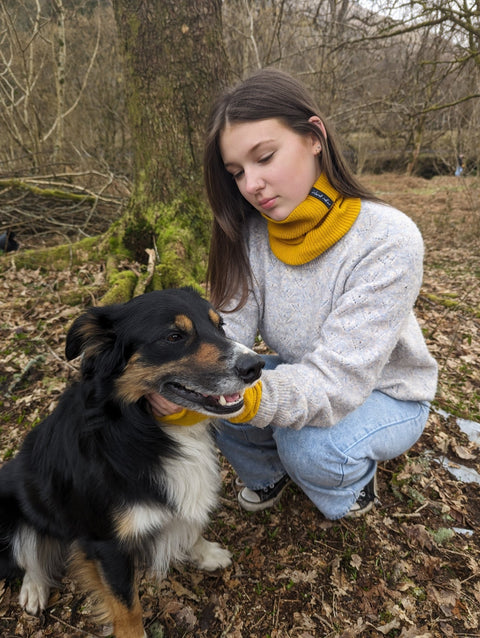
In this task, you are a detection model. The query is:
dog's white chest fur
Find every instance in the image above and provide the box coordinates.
[160,422,220,523]
[115,422,223,575]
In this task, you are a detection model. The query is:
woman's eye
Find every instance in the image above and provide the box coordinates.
[259,152,274,164]
[232,169,244,180]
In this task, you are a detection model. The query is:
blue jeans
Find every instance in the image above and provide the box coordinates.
[215,355,430,519]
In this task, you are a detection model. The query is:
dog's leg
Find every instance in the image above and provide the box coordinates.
[71,544,146,638]
[188,535,232,571]
[13,527,63,615]
[106,592,146,638]
[19,571,50,615]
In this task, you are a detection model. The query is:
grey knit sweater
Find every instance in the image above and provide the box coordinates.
[223,200,438,430]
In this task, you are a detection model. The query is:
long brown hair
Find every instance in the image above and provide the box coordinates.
[204,68,376,311]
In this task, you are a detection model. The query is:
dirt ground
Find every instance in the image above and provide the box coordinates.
[0,174,479,638]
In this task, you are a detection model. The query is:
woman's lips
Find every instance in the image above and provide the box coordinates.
[259,197,277,210]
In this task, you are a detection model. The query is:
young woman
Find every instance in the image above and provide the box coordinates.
[149,69,437,520]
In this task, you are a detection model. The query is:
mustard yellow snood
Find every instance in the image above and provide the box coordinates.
[261,173,361,265]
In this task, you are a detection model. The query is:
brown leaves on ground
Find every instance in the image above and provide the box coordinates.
[0,175,479,637]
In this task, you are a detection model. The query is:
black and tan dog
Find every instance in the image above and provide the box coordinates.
[0,287,264,637]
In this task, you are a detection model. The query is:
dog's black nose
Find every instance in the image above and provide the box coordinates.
[235,354,265,384]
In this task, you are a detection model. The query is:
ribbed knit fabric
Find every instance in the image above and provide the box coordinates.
[228,382,263,423]
[157,408,206,427]
[262,173,361,265]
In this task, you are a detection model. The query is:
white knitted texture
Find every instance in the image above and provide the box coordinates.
[223,201,438,430]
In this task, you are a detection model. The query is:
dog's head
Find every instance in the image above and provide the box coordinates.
[66,287,264,417]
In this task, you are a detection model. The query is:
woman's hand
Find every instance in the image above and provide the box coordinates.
[146,393,183,418]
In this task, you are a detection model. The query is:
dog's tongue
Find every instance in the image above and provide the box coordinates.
[217,393,241,406]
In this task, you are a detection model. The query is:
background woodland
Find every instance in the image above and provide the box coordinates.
[1,0,479,186]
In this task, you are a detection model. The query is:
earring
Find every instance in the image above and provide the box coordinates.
[315,145,321,154]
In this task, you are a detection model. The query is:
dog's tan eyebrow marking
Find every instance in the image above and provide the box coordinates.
[196,342,223,364]
[174,314,193,333]
[209,308,221,327]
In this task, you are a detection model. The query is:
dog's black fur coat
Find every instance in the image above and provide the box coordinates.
[0,287,263,637]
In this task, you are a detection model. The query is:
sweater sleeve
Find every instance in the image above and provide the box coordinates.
[248,216,434,429]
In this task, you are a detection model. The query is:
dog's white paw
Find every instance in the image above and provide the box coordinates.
[189,536,232,571]
[18,573,50,615]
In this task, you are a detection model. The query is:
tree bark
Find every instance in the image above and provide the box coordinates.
[104,0,229,300]
[112,0,229,202]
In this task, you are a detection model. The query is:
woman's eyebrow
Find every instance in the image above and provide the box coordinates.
[224,139,275,168]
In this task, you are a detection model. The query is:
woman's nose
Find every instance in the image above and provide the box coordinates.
[244,169,264,194]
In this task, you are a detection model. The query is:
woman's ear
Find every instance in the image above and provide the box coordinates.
[308,115,327,143]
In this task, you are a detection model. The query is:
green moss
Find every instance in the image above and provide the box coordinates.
[100,270,137,305]
[423,292,458,307]
[1,192,211,304]
[423,292,480,317]
[1,236,103,272]
[409,585,427,601]
[431,527,455,545]
[153,197,210,287]
[111,194,210,292]
[105,222,133,259]
[0,179,97,203]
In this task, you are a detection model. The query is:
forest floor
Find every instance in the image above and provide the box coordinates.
[0,174,479,638]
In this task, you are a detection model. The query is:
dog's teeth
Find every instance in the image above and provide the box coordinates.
[218,395,227,406]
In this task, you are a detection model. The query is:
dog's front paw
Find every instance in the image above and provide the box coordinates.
[19,573,50,615]
[189,536,232,571]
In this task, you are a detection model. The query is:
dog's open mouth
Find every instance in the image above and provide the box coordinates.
[164,382,244,415]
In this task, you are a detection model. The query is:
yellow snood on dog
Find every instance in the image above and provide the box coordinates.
[157,409,206,427]
[261,173,361,265]
[156,382,263,427]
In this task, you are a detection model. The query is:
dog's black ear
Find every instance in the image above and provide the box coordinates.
[66,306,117,361]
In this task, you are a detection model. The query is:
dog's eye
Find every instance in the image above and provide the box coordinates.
[166,332,184,343]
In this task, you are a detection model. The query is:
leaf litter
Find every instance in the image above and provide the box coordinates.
[0,174,479,637]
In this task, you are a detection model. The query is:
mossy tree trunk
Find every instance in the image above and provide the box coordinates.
[105,0,230,303]
[2,1,230,305]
